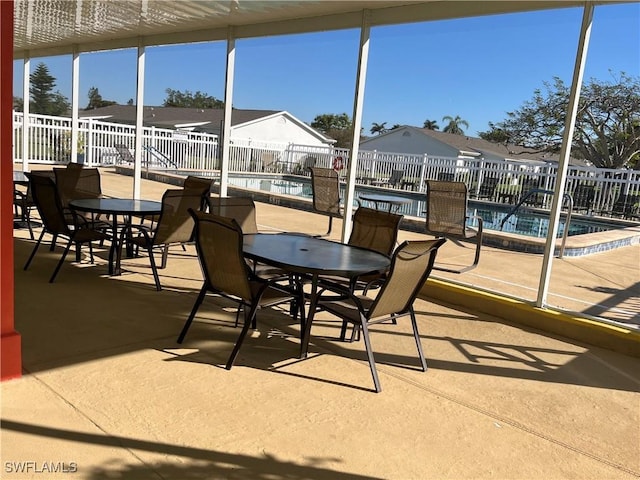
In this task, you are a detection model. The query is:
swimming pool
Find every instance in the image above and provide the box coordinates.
[225,174,622,239]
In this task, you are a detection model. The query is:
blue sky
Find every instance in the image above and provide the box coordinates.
[13,2,639,136]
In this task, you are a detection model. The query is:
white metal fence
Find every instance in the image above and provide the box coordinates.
[12,111,640,216]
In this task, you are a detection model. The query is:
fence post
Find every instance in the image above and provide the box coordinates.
[85,118,93,166]
[419,153,428,192]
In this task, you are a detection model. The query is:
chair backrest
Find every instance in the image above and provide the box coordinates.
[309,167,341,216]
[349,207,402,256]
[190,210,252,301]
[114,144,135,163]
[27,172,71,236]
[207,196,258,234]
[572,184,595,209]
[184,175,215,210]
[613,194,640,215]
[478,176,499,198]
[368,238,446,319]
[54,167,101,207]
[66,162,84,171]
[425,180,469,237]
[153,189,204,245]
[388,169,404,186]
[183,175,214,194]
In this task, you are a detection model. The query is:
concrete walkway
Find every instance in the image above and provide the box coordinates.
[2,169,638,479]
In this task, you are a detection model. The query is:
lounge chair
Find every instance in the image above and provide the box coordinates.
[372,169,405,188]
[114,144,135,164]
[425,180,483,273]
[599,193,640,219]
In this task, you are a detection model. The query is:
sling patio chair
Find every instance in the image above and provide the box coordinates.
[183,175,216,211]
[303,238,446,393]
[316,206,403,341]
[13,171,55,240]
[425,180,483,273]
[599,193,640,219]
[23,173,110,283]
[318,206,402,294]
[571,183,596,213]
[119,188,204,290]
[308,167,342,236]
[207,195,293,322]
[474,175,500,200]
[176,210,304,370]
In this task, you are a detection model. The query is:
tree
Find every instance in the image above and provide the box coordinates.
[163,88,224,108]
[478,73,640,169]
[310,113,356,148]
[85,86,117,110]
[390,124,402,130]
[29,62,70,115]
[442,115,469,135]
[13,96,23,112]
[423,119,439,130]
[370,122,388,135]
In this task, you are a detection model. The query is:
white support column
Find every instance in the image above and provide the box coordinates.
[537,3,594,307]
[21,56,30,171]
[71,47,80,163]
[220,27,236,198]
[133,41,146,199]
[341,10,371,242]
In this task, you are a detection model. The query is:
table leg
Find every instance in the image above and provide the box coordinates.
[299,274,319,359]
[109,216,119,275]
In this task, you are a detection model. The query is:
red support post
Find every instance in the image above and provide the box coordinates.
[1,0,22,381]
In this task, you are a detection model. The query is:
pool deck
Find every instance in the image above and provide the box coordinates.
[3,167,639,479]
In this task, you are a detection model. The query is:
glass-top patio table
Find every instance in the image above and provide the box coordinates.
[69,198,162,275]
[242,233,390,357]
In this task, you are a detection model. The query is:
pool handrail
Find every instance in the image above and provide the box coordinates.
[499,189,574,258]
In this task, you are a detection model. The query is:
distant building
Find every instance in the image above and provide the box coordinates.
[360,125,585,166]
[79,105,335,147]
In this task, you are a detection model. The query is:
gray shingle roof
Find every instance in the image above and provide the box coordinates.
[79,105,281,131]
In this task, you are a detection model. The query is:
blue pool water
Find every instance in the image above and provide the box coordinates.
[223,175,621,239]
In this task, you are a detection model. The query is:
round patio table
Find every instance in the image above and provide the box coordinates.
[70,198,162,275]
[243,233,390,358]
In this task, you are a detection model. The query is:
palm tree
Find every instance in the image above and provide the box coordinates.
[423,119,439,130]
[442,115,469,135]
[370,122,388,135]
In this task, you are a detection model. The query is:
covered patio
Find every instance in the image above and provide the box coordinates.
[3,169,639,479]
[1,1,639,477]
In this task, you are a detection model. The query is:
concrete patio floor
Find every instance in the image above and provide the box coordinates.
[2,168,638,479]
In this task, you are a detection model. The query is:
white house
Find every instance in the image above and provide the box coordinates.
[80,105,334,148]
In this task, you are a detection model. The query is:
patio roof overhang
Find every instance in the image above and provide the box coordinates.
[13,0,610,59]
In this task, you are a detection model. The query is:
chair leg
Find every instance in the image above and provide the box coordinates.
[159,244,169,269]
[226,303,259,370]
[49,234,57,251]
[146,244,162,291]
[409,307,427,372]
[24,229,46,270]
[50,239,73,283]
[177,284,209,343]
[25,210,34,240]
[359,318,382,393]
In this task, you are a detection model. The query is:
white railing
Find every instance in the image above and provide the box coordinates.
[13,112,219,170]
[12,111,640,216]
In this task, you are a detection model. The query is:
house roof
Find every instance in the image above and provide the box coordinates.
[361,125,587,166]
[417,127,563,163]
[79,105,280,130]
